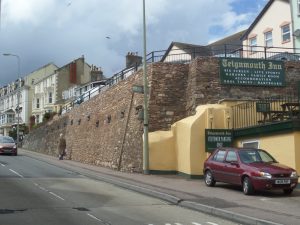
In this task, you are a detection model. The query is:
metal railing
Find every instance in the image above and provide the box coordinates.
[232,95,300,129]
[60,44,300,115]
[60,64,141,114]
[145,44,300,64]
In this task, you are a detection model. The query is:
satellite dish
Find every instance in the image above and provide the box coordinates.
[293,29,300,37]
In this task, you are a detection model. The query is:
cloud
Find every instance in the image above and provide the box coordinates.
[0,0,263,86]
[3,0,56,26]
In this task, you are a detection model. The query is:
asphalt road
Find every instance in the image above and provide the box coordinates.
[0,154,239,225]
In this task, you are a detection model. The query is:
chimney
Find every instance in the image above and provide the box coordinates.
[126,52,142,68]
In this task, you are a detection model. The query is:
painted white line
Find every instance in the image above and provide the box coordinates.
[49,192,65,201]
[9,169,24,178]
[207,222,219,225]
[0,163,5,167]
[192,223,202,225]
[87,213,104,223]
[39,186,49,192]
[260,198,270,201]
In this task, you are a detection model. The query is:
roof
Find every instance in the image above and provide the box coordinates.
[208,30,246,46]
[161,41,208,62]
[241,0,289,40]
[55,55,86,72]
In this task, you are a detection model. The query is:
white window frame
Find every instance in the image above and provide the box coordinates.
[242,140,259,149]
[281,24,290,43]
[264,31,273,47]
[249,37,257,52]
[36,98,40,109]
[49,92,52,104]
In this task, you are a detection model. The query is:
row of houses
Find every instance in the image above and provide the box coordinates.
[0,56,105,136]
[0,50,143,137]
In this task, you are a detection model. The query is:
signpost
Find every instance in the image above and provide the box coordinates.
[205,129,233,153]
[219,58,285,87]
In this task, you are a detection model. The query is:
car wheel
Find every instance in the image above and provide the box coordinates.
[204,170,216,187]
[243,177,254,195]
[283,188,293,195]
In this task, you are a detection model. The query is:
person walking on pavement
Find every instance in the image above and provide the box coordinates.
[58,133,66,160]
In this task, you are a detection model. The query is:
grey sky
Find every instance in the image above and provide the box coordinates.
[0,0,266,86]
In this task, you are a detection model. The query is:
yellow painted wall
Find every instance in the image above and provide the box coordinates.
[149,130,176,170]
[294,133,300,175]
[235,134,296,169]
[149,102,300,177]
[149,104,230,175]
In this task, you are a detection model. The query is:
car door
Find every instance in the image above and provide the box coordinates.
[223,150,242,185]
[209,149,226,182]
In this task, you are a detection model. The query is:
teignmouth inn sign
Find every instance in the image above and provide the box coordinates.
[219,58,285,87]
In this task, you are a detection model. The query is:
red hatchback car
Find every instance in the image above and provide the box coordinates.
[0,136,17,156]
[203,148,298,195]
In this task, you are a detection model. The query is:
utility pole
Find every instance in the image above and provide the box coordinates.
[142,0,149,174]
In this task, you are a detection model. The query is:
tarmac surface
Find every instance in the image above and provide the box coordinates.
[20,149,300,225]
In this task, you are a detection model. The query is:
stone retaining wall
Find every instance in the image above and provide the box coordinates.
[23,58,300,172]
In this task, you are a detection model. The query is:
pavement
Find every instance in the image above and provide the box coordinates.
[20,149,300,225]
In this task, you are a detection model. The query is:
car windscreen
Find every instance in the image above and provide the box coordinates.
[238,149,276,163]
[0,136,15,143]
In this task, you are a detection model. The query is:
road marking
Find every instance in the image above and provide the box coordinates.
[192,223,202,225]
[87,213,103,222]
[49,192,65,201]
[207,222,219,225]
[9,169,23,178]
[0,163,5,167]
[86,213,111,224]
[39,186,49,192]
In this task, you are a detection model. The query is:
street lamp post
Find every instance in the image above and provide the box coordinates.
[3,53,21,147]
[142,0,149,174]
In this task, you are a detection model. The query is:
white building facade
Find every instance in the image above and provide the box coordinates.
[31,73,58,124]
[242,0,293,59]
[0,63,58,135]
[0,79,28,136]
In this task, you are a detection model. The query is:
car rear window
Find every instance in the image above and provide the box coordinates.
[212,150,226,162]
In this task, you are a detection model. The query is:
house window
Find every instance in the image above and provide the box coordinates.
[249,37,257,52]
[242,140,259,149]
[298,0,300,15]
[49,92,52,104]
[281,24,290,43]
[36,115,40,123]
[36,98,40,108]
[264,31,273,47]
